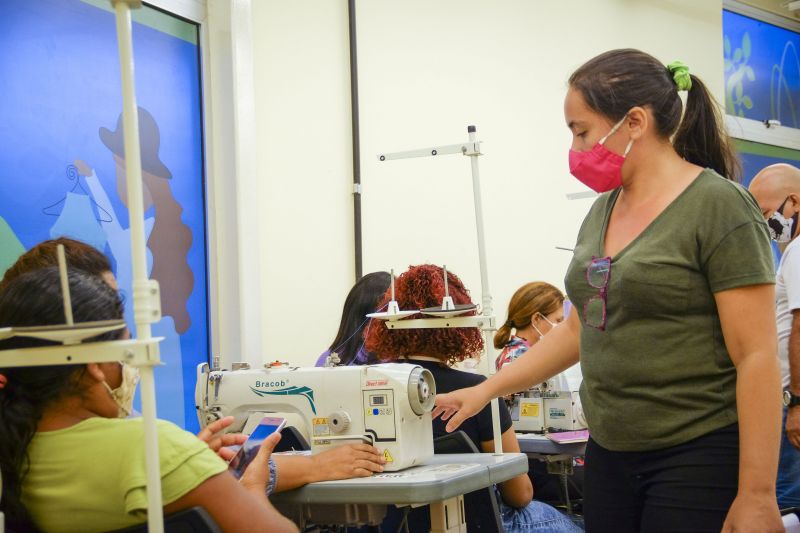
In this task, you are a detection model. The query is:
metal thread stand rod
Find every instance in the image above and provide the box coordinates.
[112,1,163,531]
[377,126,503,454]
[56,245,74,326]
[465,126,502,455]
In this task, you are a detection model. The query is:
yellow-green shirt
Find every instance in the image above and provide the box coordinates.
[22,417,226,533]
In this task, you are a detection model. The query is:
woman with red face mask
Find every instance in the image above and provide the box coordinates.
[434,49,782,533]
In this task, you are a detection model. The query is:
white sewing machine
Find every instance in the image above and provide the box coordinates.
[196,362,436,471]
[510,388,585,433]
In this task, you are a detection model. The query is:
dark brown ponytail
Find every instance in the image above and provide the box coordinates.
[673,74,741,181]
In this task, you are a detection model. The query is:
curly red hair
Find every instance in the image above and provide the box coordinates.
[364,264,483,365]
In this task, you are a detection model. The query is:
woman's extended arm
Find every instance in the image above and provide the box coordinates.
[434,310,581,432]
[164,433,298,532]
[715,284,783,533]
[272,444,385,492]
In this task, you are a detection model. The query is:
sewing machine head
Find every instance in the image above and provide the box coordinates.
[196,362,436,471]
[510,386,586,433]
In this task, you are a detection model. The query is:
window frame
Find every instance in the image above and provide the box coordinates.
[723,0,800,151]
[145,0,263,368]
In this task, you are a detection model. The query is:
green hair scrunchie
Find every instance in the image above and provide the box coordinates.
[667,60,692,92]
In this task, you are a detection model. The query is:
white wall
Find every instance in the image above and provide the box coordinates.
[251,0,356,366]
[249,0,724,367]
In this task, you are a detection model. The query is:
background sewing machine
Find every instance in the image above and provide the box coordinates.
[196,362,436,471]
[510,383,585,433]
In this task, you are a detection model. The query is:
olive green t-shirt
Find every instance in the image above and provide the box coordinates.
[564,169,774,452]
[22,417,227,533]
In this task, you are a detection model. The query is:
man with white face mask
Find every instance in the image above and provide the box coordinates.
[750,163,800,509]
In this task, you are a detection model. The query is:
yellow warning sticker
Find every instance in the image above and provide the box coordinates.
[520,403,540,418]
[383,449,394,463]
[312,417,330,436]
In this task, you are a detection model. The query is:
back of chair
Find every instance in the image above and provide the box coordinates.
[433,430,481,454]
[274,425,310,452]
[106,507,221,533]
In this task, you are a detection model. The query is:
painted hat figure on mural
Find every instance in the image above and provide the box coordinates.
[99,106,172,179]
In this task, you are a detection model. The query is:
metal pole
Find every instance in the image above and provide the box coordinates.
[466,125,502,455]
[112,2,163,531]
[348,0,363,281]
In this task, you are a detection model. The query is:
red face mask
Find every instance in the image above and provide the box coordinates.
[568,115,633,193]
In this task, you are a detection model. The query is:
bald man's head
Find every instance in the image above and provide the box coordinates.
[749,164,800,216]
[749,164,800,242]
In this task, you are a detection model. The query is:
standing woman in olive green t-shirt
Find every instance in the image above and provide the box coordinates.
[435,49,783,533]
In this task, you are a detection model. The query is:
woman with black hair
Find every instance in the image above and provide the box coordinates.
[435,49,782,532]
[315,271,391,366]
[0,268,297,533]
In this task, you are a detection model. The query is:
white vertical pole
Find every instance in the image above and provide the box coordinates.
[56,245,74,326]
[111,2,164,531]
[467,126,502,455]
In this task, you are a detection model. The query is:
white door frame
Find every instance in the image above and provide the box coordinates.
[146,0,262,368]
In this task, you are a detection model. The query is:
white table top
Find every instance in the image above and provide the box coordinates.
[271,453,528,505]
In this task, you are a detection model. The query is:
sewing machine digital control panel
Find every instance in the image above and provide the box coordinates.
[364,390,397,440]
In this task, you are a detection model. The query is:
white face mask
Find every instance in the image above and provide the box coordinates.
[531,314,559,340]
[103,362,139,418]
[768,196,798,244]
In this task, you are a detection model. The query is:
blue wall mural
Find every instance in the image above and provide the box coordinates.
[0,0,208,432]
[724,9,800,127]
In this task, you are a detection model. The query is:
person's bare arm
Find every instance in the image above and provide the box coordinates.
[164,433,298,532]
[786,311,800,449]
[272,444,385,492]
[480,429,532,508]
[715,284,783,533]
[163,472,297,532]
[434,310,581,432]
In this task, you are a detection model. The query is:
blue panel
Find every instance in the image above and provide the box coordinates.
[0,0,207,432]
[723,10,800,127]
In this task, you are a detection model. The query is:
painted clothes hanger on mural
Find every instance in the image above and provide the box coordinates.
[42,164,114,222]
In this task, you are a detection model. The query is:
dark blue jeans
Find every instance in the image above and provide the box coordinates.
[583,424,739,533]
[778,406,800,509]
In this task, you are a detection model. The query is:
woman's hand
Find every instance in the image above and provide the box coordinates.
[239,432,282,497]
[74,159,92,176]
[433,384,491,433]
[197,416,248,461]
[311,443,386,480]
[721,492,782,532]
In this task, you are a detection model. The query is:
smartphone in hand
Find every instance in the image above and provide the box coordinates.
[228,416,287,479]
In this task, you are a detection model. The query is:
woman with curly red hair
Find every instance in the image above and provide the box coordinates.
[365,264,582,533]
